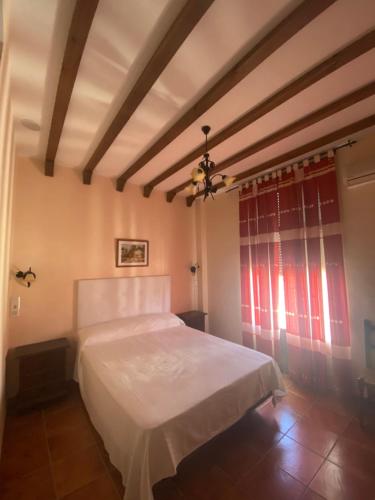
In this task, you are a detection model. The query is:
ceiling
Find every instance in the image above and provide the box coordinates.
[7,0,375,201]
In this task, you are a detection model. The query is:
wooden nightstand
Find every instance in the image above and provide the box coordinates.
[7,338,70,412]
[177,310,206,332]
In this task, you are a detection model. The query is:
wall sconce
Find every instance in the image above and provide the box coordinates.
[16,267,36,287]
[190,263,200,275]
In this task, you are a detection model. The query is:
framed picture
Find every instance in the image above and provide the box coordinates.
[116,239,149,267]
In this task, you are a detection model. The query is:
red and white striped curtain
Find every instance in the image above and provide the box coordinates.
[240,154,352,392]
[240,175,280,360]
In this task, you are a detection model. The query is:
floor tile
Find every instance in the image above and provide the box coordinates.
[301,488,326,499]
[44,397,97,462]
[238,456,306,500]
[237,411,284,455]
[52,444,106,498]
[0,427,50,481]
[327,437,375,482]
[306,403,351,434]
[310,460,375,500]
[44,405,91,436]
[61,473,120,500]
[0,465,55,500]
[284,377,318,402]
[213,433,261,483]
[4,410,44,434]
[257,401,300,434]
[176,462,239,500]
[287,416,338,457]
[315,393,357,418]
[3,411,45,446]
[1,376,370,500]
[342,418,375,450]
[266,435,324,485]
[47,420,97,462]
[279,392,314,416]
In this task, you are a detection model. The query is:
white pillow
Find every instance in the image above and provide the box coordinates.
[78,312,185,348]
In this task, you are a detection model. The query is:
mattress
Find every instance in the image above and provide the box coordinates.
[75,313,285,500]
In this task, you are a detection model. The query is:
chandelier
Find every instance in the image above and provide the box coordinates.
[187,125,235,200]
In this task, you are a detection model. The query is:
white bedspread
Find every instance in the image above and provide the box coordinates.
[76,316,285,500]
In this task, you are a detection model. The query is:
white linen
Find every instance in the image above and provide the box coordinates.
[76,321,285,500]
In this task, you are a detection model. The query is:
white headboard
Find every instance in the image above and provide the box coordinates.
[76,276,171,329]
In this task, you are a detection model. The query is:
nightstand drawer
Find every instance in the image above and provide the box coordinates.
[21,349,65,375]
[20,366,65,390]
[6,337,70,412]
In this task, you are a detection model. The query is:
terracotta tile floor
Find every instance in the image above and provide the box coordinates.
[1,377,375,500]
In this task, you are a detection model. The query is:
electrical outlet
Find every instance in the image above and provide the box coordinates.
[10,296,20,317]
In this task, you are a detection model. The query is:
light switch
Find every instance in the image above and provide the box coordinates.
[10,296,20,317]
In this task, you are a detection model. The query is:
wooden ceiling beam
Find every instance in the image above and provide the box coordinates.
[81,0,215,185]
[186,114,375,205]
[116,0,336,191]
[45,0,99,177]
[146,29,375,196]
[167,79,375,201]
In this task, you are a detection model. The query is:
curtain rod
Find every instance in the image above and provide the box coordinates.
[236,139,357,189]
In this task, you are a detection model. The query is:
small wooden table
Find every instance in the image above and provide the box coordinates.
[177,310,207,332]
[7,338,70,412]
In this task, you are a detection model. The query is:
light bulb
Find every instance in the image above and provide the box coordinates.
[223,175,236,187]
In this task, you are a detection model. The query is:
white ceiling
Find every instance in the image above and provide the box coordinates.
[7,0,375,197]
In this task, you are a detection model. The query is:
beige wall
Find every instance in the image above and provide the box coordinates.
[8,157,195,349]
[0,10,16,448]
[337,133,375,374]
[197,191,242,345]
[198,131,375,374]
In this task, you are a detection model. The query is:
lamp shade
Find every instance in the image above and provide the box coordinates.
[191,167,205,182]
[185,184,198,195]
[223,175,236,187]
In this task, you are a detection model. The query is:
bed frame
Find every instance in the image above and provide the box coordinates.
[75,274,280,500]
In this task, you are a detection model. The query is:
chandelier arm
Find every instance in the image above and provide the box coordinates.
[210,173,224,182]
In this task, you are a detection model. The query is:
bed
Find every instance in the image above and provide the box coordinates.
[75,276,285,500]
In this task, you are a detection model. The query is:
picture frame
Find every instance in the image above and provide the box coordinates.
[116,239,149,267]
